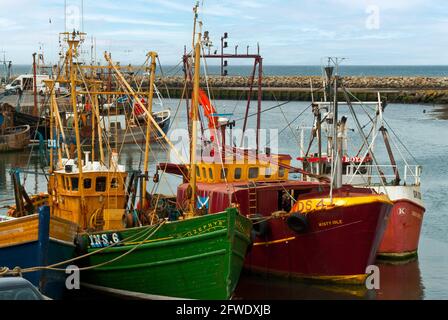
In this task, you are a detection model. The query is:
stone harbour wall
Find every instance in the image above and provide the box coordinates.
[152,76,448,103]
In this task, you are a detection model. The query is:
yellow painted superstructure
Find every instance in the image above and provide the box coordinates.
[194,154,291,184]
[48,160,128,231]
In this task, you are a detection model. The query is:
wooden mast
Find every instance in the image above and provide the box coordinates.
[142,51,158,208]
[48,79,55,214]
[104,54,187,164]
[67,32,86,227]
[48,81,55,174]
[91,83,105,164]
[188,19,202,217]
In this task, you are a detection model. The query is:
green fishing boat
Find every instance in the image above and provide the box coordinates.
[77,207,252,299]
[72,5,253,300]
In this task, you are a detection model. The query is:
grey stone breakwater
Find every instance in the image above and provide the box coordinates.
[152,76,448,103]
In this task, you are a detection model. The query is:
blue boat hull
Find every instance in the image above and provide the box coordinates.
[0,207,75,299]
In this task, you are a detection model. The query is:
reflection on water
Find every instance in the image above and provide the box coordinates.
[234,259,424,300]
[430,105,448,120]
[376,259,424,300]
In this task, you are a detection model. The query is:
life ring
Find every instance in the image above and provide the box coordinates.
[249,213,269,238]
[286,212,308,234]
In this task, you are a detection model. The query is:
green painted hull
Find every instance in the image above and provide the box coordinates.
[77,208,252,299]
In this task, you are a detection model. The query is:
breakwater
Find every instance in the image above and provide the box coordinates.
[153,76,448,103]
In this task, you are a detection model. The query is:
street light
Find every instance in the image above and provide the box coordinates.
[221,32,228,76]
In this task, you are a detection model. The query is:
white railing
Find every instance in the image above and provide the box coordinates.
[345,164,422,186]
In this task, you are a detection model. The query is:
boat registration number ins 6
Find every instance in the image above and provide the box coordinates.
[88,233,121,248]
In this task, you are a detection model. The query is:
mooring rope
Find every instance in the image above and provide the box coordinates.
[0,219,167,276]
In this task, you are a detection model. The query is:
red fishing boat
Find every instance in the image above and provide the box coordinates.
[297,67,425,260]
[159,58,392,283]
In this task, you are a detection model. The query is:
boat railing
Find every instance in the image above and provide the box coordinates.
[404,164,422,186]
[345,164,422,186]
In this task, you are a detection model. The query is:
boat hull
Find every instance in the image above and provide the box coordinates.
[0,125,30,152]
[77,208,252,299]
[175,182,392,284]
[76,112,170,145]
[0,207,77,299]
[245,200,392,284]
[371,185,425,259]
[377,199,425,259]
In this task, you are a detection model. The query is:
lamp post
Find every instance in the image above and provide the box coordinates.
[220,32,228,76]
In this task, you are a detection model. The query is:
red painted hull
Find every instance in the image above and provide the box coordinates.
[245,201,391,282]
[377,199,425,258]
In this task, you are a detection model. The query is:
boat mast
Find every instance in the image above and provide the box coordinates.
[142,51,158,208]
[67,31,86,225]
[332,58,344,189]
[49,81,55,174]
[32,53,38,117]
[188,7,202,217]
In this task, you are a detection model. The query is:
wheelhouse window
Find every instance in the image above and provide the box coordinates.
[208,168,214,180]
[264,167,272,178]
[196,166,200,177]
[202,167,207,179]
[110,178,119,189]
[221,168,228,180]
[96,177,107,192]
[83,178,92,189]
[278,167,285,178]
[248,167,259,179]
[110,122,121,130]
[234,167,242,180]
[71,177,79,191]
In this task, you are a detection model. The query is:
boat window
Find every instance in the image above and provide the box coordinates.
[209,168,214,180]
[265,167,272,178]
[221,168,228,180]
[110,122,121,130]
[234,167,242,180]
[111,178,119,189]
[202,167,207,179]
[248,167,259,179]
[96,177,107,192]
[196,166,200,177]
[83,178,92,189]
[279,167,285,178]
[61,176,66,190]
[71,177,79,191]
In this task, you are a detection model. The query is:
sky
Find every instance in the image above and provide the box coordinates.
[0,0,447,66]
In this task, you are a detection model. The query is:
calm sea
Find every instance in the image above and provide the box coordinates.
[7,64,448,77]
[0,97,447,299]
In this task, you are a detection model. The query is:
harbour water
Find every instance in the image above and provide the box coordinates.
[0,99,447,300]
[8,64,448,77]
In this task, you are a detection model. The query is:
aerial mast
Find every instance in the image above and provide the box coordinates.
[326,57,345,195]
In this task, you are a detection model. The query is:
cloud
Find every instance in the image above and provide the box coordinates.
[84,14,183,27]
[0,0,447,65]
